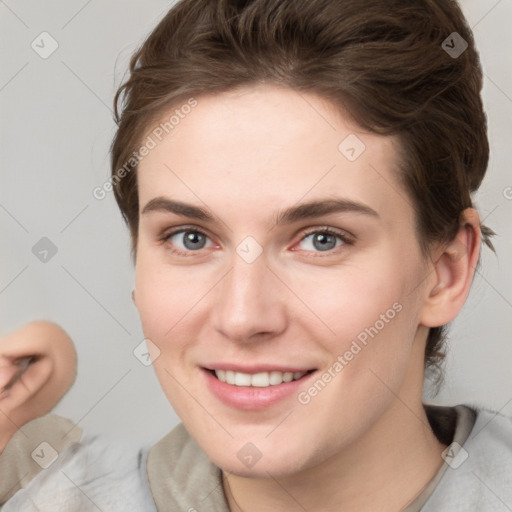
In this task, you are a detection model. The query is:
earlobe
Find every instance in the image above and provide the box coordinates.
[420,208,481,328]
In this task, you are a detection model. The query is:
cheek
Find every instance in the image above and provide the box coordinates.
[292,272,419,442]
[134,255,217,354]
[290,253,422,382]
[291,258,407,341]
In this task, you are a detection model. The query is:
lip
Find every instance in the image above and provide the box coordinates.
[202,367,316,411]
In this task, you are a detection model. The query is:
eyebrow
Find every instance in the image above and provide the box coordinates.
[141,196,379,226]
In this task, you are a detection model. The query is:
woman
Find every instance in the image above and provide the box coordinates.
[1,0,511,510]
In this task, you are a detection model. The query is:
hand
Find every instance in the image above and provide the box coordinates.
[0,321,77,452]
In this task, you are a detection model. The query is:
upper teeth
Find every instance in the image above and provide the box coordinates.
[214,370,307,387]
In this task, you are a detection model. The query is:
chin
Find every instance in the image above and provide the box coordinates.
[200,437,315,479]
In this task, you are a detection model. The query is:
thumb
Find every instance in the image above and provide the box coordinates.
[0,356,20,392]
[0,355,37,394]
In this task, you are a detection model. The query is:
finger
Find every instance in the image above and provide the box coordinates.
[0,356,36,394]
[0,357,19,393]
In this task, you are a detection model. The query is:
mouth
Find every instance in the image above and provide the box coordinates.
[207,368,315,387]
[202,366,317,410]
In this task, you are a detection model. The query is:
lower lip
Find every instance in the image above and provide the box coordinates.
[203,369,315,411]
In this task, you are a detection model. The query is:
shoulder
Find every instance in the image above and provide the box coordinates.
[463,404,512,480]
[4,430,157,512]
[422,404,512,511]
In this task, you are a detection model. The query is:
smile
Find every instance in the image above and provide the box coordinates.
[203,367,316,410]
[213,369,308,387]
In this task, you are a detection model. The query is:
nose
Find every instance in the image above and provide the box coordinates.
[212,250,287,343]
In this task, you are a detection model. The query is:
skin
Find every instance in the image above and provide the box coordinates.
[133,84,481,511]
[0,321,77,452]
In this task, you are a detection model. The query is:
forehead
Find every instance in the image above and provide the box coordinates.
[137,84,408,225]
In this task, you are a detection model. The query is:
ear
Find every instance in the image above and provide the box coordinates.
[419,208,481,328]
[0,322,77,451]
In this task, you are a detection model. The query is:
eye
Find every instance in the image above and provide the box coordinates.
[161,227,214,255]
[295,227,351,254]
[160,226,352,257]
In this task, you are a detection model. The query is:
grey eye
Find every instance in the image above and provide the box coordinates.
[298,232,344,252]
[169,230,211,251]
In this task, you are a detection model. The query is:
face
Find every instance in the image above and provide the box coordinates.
[134,84,432,477]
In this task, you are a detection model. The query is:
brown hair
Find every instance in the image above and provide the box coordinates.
[110,0,495,380]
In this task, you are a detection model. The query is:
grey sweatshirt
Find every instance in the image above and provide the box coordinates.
[1,403,511,511]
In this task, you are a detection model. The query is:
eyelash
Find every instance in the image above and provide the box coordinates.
[159,225,353,258]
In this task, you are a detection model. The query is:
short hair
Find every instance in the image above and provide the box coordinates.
[110,0,495,380]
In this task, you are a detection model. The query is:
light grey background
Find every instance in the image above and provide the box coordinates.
[1,0,511,446]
